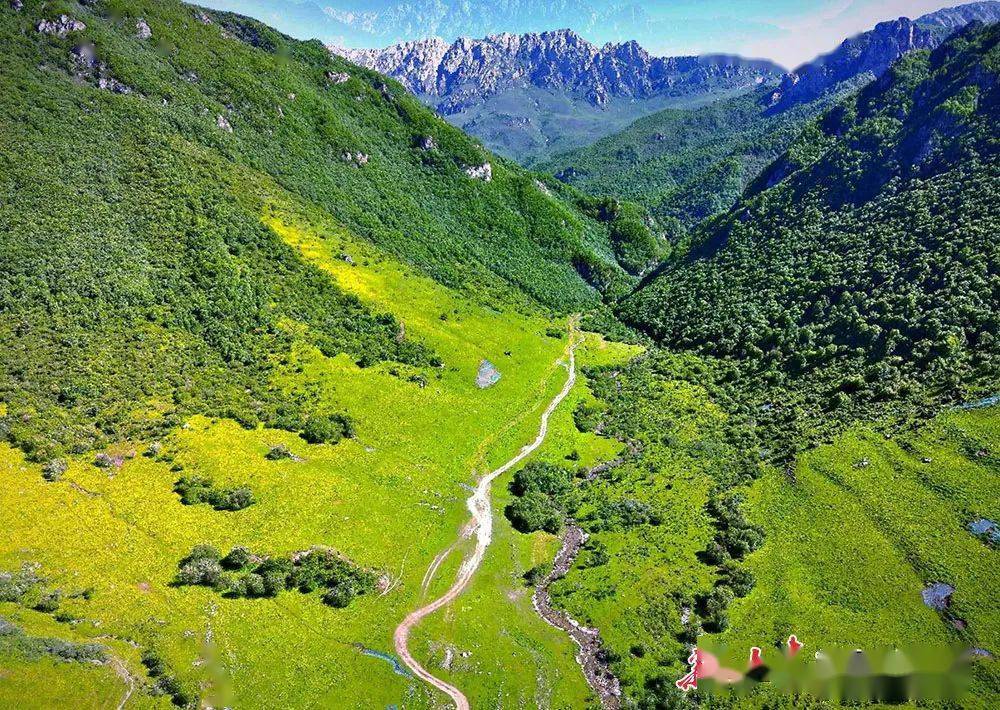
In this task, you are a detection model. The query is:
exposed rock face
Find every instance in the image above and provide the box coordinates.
[325,71,350,84]
[136,19,152,40]
[37,15,86,38]
[463,162,492,182]
[216,114,232,132]
[918,1,1000,32]
[71,43,134,94]
[10,0,23,12]
[769,19,936,108]
[475,359,500,387]
[333,29,781,114]
[342,151,369,166]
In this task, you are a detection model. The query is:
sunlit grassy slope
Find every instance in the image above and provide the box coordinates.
[530,345,999,705]
[0,202,638,708]
[720,405,1000,706]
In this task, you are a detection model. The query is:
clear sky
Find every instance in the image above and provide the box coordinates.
[200,0,984,68]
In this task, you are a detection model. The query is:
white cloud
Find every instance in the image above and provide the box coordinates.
[743,0,970,68]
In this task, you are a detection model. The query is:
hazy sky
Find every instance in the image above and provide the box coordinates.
[201,0,983,67]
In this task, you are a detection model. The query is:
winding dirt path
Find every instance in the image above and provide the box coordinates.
[394,324,581,709]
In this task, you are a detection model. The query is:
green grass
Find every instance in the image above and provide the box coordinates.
[719,405,1000,706]
[0,201,638,707]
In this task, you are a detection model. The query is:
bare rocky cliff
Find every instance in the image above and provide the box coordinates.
[333,29,782,114]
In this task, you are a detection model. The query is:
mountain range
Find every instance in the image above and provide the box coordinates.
[333,30,781,160]
[540,1,1000,228]
[333,2,1000,161]
[768,1,1000,108]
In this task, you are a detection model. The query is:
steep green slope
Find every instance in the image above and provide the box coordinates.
[620,23,1000,455]
[538,82,866,233]
[565,349,1000,707]
[0,0,639,461]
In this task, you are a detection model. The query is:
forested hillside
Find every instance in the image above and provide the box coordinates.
[0,0,651,462]
[539,88,850,233]
[620,22,1000,455]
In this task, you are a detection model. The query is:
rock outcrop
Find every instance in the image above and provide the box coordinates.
[71,43,134,94]
[463,163,492,182]
[342,151,369,166]
[37,15,86,38]
[768,18,937,108]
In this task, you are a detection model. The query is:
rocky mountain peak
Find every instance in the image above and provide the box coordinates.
[332,29,782,113]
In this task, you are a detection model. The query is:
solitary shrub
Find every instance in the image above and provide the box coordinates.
[174,475,214,505]
[591,498,659,531]
[505,492,562,534]
[141,649,167,677]
[698,586,735,632]
[33,590,62,613]
[0,564,43,603]
[42,459,67,482]
[265,444,294,460]
[522,562,552,586]
[176,558,224,588]
[580,539,610,568]
[221,546,252,570]
[185,545,221,563]
[573,401,604,433]
[230,573,267,598]
[301,413,355,444]
[721,562,755,597]
[322,584,356,608]
[510,462,573,498]
[216,486,255,511]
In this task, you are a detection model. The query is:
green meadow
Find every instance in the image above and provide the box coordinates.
[0,205,636,708]
[721,406,1000,706]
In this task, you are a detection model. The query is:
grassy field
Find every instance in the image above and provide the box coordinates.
[718,405,1000,706]
[522,346,1000,706]
[0,204,634,708]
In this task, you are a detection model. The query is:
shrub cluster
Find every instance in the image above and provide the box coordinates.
[175,544,377,608]
[142,648,196,708]
[504,462,577,534]
[701,494,764,564]
[175,475,255,512]
[0,619,106,665]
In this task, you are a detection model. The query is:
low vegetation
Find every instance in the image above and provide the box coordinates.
[174,475,256,511]
[175,544,378,608]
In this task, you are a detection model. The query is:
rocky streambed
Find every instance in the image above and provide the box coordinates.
[532,524,622,708]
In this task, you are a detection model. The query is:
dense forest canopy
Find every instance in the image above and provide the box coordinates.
[618,22,1000,454]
